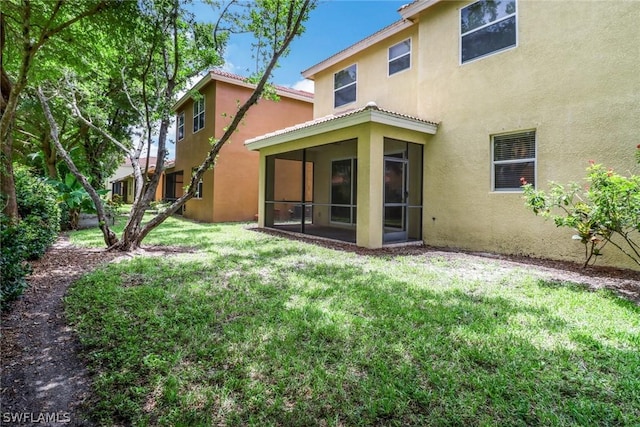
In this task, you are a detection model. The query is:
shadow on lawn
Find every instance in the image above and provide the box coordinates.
[69,233,640,426]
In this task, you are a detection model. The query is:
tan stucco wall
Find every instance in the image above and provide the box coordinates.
[312,26,419,119]
[174,86,217,222]
[175,79,312,222]
[416,0,640,269]
[282,0,639,268]
[256,123,429,247]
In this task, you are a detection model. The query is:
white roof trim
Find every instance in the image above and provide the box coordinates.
[399,0,443,20]
[302,19,414,80]
[245,103,437,151]
[172,70,313,111]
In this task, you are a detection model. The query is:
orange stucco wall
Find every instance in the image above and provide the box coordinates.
[174,79,313,222]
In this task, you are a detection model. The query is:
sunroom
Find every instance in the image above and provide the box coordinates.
[245,102,438,248]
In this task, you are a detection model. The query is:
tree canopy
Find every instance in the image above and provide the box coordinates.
[2,0,316,250]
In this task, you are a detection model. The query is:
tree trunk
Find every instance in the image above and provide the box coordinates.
[1,69,18,219]
[1,126,19,219]
[37,87,118,247]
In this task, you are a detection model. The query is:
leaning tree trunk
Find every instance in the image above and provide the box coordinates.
[119,0,314,249]
[37,87,118,247]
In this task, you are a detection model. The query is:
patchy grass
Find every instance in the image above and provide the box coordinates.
[66,219,640,426]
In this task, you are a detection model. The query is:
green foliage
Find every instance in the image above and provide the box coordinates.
[0,214,31,308]
[523,157,640,267]
[1,166,61,308]
[14,166,62,258]
[48,173,101,230]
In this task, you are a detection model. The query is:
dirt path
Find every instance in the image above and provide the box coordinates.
[1,237,121,426]
[1,232,638,426]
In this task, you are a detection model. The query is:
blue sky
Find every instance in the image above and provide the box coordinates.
[202,0,408,91]
[157,1,407,159]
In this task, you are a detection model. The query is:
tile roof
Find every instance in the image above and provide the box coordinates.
[246,102,438,147]
[209,69,314,99]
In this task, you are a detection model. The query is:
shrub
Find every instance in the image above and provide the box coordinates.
[0,214,31,307]
[523,153,639,268]
[14,166,61,259]
[1,166,61,308]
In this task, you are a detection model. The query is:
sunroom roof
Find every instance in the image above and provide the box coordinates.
[245,102,438,151]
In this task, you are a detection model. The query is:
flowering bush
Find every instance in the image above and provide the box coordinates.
[522,151,639,268]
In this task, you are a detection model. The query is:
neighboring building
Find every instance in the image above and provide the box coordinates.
[170,70,313,223]
[246,0,639,269]
[110,157,169,203]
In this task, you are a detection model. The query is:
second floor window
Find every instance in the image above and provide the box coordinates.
[193,96,205,132]
[461,0,517,64]
[334,64,357,108]
[177,111,184,140]
[388,39,411,75]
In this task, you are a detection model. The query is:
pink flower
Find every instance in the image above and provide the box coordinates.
[520,177,528,185]
[588,160,595,165]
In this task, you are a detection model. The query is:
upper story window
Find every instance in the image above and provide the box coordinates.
[461,0,517,64]
[193,96,205,133]
[492,130,535,191]
[177,111,185,141]
[334,64,357,108]
[388,39,411,75]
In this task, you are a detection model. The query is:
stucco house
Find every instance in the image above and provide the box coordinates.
[110,157,168,203]
[246,0,639,269]
[170,70,313,222]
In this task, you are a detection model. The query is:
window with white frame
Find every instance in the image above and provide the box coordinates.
[193,96,205,132]
[330,158,357,224]
[492,130,535,191]
[177,111,185,140]
[195,179,203,199]
[461,0,517,64]
[192,168,203,199]
[334,64,357,108]
[388,39,411,75]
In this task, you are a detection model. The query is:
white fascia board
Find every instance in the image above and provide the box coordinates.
[212,73,314,103]
[172,73,313,112]
[245,109,437,151]
[302,19,414,80]
[172,74,211,112]
[399,0,442,20]
[369,110,438,134]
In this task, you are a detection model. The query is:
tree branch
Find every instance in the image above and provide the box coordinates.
[37,86,118,247]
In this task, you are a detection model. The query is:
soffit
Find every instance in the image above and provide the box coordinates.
[245,102,438,151]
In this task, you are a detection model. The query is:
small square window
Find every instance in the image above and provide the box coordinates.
[389,39,411,75]
[492,130,536,191]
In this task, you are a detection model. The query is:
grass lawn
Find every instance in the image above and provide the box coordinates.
[66,216,640,426]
